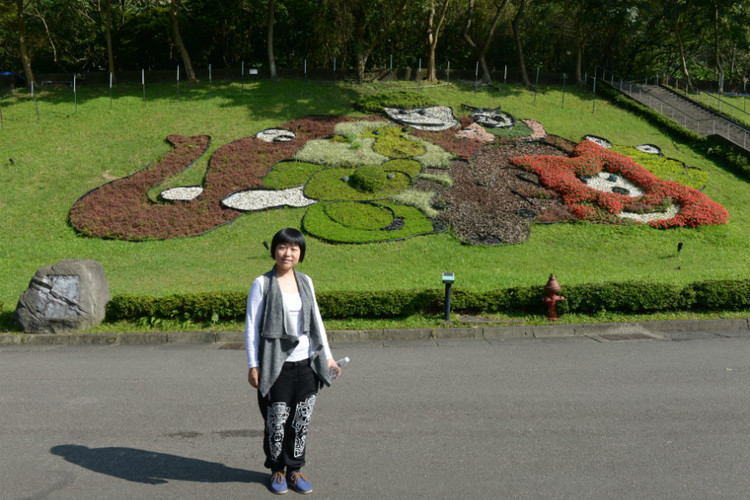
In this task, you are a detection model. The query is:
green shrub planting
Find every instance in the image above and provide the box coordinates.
[365,126,426,158]
[324,201,394,229]
[302,201,436,243]
[688,279,750,311]
[488,119,533,139]
[262,160,324,189]
[354,91,437,114]
[304,169,410,200]
[350,165,387,192]
[383,158,423,178]
[613,146,709,190]
[104,279,750,323]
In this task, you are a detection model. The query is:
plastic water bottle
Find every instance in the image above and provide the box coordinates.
[329,356,350,379]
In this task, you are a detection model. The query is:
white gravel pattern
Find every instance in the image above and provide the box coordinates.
[384,106,459,131]
[160,186,204,201]
[583,172,645,197]
[256,129,296,142]
[221,186,316,211]
[619,204,680,222]
[636,144,661,154]
[583,135,612,148]
[583,172,679,222]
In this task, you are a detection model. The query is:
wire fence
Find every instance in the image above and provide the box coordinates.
[0,60,599,131]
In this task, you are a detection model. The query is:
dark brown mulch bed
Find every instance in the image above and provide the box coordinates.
[436,141,575,245]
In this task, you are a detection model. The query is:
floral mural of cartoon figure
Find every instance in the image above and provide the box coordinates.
[69,108,728,245]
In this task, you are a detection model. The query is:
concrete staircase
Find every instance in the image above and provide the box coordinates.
[618,83,750,151]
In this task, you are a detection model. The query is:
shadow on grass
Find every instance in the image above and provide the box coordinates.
[0,79,362,126]
[0,311,20,332]
[51,444,266,485]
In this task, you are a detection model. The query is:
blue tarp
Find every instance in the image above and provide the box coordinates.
[0,71,25,80]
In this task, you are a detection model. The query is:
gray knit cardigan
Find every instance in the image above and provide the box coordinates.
[257,268,332,397]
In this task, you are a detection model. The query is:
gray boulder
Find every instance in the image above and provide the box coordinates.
[15,260,110,333]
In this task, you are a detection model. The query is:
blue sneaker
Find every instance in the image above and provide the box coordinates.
[269,471,288,495]
[286,471,313,494]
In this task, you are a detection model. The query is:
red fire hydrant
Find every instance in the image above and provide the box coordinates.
[543,274,566,321]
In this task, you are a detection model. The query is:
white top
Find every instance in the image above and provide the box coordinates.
[244,274,333,369]
[282,291,311,362]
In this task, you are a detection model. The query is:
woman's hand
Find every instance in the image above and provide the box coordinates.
[327,358,341,380]
[248,367,259,388]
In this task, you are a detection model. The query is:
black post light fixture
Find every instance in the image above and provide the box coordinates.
[442,272,454,322]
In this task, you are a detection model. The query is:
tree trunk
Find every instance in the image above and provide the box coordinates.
[355,0,408,83]
[426,0,452,83]
[104,0,115,82]
[714,3,723,93]
[17,0,35,88]
[171,0,196,81]
[575,38,584,85]
[426,2,438,82]
[267,0,277,80]
[512,0,530,87]
[673,16,693,91]
[463,0,508,83]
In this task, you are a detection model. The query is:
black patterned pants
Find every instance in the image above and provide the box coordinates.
[258,359,319,472]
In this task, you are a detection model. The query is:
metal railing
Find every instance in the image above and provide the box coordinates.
[593,66,750,151]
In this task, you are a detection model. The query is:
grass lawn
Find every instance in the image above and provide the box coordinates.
[695,91,750,125]
[1,78,749,330]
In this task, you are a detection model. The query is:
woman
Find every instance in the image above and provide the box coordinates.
[245,228,340,495]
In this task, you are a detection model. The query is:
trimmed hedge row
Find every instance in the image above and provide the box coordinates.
[107,291,248,323]
[105,279,750,322]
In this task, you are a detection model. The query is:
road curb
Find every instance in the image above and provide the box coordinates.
[1,318,748,346]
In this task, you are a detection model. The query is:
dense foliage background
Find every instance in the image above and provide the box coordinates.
[2,0,750,90]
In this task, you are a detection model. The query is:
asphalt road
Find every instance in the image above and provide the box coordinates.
[1,333,749,500]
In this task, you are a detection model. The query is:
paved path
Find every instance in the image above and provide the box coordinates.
[2,329,750,500]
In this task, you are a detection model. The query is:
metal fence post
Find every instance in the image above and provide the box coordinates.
[592,76,597,113]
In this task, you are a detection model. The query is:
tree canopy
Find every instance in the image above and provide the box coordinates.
[2,0,749,88]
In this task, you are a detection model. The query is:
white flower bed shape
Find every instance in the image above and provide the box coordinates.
[636,144,661,155]
[472,110,514,129]
[256,128,296,142]
[583,135,612,149]
[384,106,459,131]
[583,172,680,222]
[222,186,316,211]
[619,204,680,222]
[160,186,204,201]
[583,172,645,197]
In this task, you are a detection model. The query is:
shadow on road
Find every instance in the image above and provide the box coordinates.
[50,444,266,485]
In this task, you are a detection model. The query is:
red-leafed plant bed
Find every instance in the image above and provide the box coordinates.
[509,140,728,228]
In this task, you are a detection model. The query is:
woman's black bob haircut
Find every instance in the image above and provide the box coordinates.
[270,228,306,262]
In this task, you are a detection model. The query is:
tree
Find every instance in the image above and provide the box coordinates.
[170,0,195,80]
[16,0,35,87]
[662,0,697,90]
[511,0,530,86]
[267,0,276,79]
[351,0,408,82]
[424,0,454,82]
[104,0,115,79]
[463,0,510,83]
